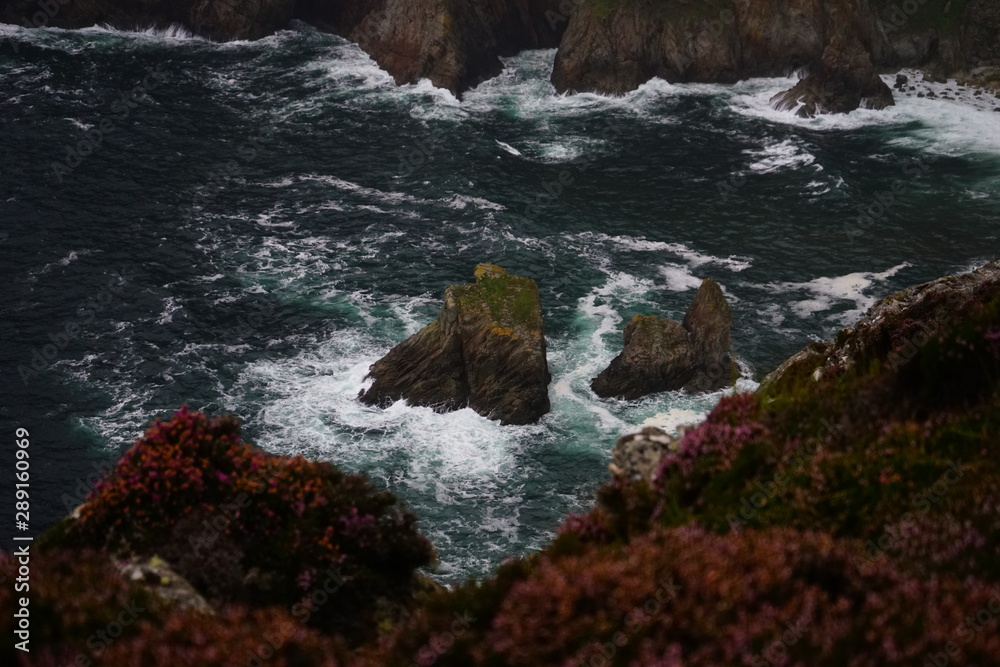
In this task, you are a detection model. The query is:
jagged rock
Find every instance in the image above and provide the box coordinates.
[758,259,1000,397]
[683,277,736,391]
[591,316,696,400]
[770,38,895,117]
[359,264,551,425]
[609,426,680,483]
[592,279,738,400]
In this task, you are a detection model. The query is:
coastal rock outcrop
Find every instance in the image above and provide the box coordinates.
[771,37,895,117]
[359,264,551,425]
[550,0,999,105]
[758,259,1000,397]
[591,278,737,400]
[344,0,565,96]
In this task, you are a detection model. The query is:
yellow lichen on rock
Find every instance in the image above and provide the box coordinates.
[474,263,507,281]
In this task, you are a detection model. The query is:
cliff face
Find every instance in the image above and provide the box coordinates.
[552,0,1000,94]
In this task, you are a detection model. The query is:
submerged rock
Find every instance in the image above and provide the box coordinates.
[359,264,551,424]
[770,38,895,117]
[591,279,737,400]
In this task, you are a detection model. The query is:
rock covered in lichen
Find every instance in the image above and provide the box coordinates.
[359,264,551,425]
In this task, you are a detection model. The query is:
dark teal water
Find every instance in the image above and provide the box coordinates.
[1,22,998,581]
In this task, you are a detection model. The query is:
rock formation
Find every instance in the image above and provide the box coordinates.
[758,258,1000,398]
[551,0,1000,108]
[771,37,895,117]
[3,0,999,99]
[359,264,551,425]
[608,426,682,483]
[591,278,737,400]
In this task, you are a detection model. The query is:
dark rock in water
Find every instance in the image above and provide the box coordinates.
[770,38,895,118]
[591,315,696,400]
[359,264,551,425]
[895,73,909,88]
[683,277,737,391]
[591,279,737,400]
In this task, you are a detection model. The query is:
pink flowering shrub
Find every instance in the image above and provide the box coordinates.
[65,407,434,635]
[360,527,1000,666]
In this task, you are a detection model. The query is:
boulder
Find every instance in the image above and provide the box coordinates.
[770,37,895,117]
[359,264,551,425]
[608,426,681,483]
[591,279,738,400]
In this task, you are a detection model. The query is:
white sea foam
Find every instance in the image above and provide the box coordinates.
[746,138,817,174]
[774,262,913,324]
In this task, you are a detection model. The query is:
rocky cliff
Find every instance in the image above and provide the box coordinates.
[359,264,551,425]
[552,0,1000,96]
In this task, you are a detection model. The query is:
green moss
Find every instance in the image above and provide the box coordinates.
[455,274,542,333]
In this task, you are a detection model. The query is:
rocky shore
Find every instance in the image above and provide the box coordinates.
[4,0,999,107]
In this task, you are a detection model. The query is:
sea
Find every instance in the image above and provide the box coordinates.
[1,21,997,583]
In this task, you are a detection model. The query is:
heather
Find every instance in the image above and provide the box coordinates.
[358,527,1000,666]
[0,549,348,667]
[356,269,1000,665]
[46,407,435,637]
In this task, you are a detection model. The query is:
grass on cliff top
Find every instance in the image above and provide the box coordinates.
[454,274,542,333]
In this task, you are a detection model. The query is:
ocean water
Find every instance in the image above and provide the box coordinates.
[1,22,998,582]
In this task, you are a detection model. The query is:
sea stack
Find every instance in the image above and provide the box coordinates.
[591,279,738,400]
[359,264,551,425]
